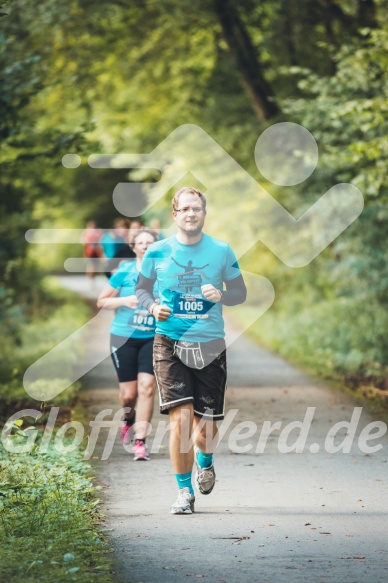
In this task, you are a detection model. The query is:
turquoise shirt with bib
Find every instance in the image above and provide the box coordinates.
[110,260,157,339]
[140,234,241,342]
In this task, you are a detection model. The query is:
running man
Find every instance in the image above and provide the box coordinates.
[136,187,246,513]
[97,228,158,461]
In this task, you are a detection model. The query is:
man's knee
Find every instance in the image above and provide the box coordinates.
[169,403,194,432]
[169,403,194,453]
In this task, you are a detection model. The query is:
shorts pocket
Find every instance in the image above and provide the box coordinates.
[153,342,172,362]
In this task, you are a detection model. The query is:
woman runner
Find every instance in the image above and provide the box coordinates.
[97,228,158,460]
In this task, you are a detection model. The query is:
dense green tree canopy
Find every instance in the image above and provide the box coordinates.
[1,0,387,388]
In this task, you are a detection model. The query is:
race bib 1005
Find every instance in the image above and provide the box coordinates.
[172,293,212,319]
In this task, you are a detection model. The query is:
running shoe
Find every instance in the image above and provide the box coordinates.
[170,487,195,514]
[133,440,150,461]
[120,423,134,445]
[195,447,216,495]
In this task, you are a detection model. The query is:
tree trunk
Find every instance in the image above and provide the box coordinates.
[213,0,280,121]
[358,0,377,28]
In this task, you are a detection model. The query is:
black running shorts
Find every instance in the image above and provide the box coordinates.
[110,335,154,382]
[153,334,227,420]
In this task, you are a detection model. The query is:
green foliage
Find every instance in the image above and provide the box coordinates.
[0,431,113,582]
[1,0,387,401]
[283,28,388,203]
[240,296,388,384]
[0,278,90,416]
[230,25,388,398]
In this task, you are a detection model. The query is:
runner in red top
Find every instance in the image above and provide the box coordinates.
[81,220,102,280]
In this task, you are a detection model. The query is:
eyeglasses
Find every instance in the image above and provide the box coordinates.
[175,207,204,214]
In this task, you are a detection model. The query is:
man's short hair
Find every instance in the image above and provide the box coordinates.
[172,187,207,212]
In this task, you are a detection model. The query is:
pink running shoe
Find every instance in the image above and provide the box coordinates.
[133,440,150,461]
[120,423,134,445]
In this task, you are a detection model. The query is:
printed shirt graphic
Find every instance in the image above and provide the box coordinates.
[110,260,157,339]
[140,234,241,341]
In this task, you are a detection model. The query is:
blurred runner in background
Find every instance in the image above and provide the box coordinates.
[100,218,129,259]
[81,219,102,282]
[106,218,145,276]
[149,217,165,240]
[100,218,130,278]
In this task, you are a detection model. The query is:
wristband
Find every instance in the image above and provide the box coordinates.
[217,289,223,302]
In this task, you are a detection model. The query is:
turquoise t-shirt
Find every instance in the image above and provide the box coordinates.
[140,234,241,341]
[100,233,125,258]
[110,260,157,339]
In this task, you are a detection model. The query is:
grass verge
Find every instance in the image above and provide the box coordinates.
[0,428,114,582]
[0,276,114,581]
[230,302,388,419]
[0,276,91,418]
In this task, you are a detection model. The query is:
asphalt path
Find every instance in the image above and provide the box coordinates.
[60,276,388,583]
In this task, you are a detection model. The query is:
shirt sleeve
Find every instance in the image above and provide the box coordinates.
[109,267,126,290]
[223,245,241,281]
[140,248,157,280]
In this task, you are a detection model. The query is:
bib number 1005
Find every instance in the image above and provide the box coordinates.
[178,300,203,312]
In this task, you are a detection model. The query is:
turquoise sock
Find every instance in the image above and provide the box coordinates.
[176,472,194,494]
[196,450,213,469]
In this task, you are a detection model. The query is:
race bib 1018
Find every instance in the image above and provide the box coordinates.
[129,308,156,330]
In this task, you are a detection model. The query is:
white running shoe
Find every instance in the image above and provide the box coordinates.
[170,487,195,514]
[195,447,216,495]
